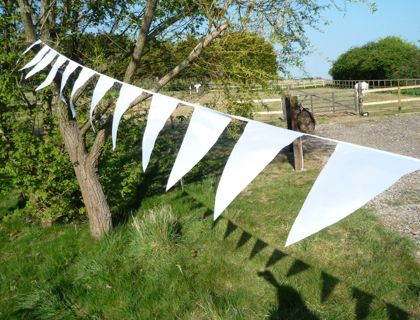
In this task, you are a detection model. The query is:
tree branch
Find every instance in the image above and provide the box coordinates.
[147,4,198,39]
[87,117,112,168]
[123,0,159,83]
[80,99,114,140]
[17,0,37,42]
[152,21,229,92]
[126,21,229,110]
[87,128,106,168]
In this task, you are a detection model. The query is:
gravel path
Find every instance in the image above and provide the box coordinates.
[310,113,420,245]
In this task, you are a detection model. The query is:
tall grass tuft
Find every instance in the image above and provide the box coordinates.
[13,285,80,319]
[130,205,182,260]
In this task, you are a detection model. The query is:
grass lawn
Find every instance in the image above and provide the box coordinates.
[0,189,19,220]
[0,140,419,319]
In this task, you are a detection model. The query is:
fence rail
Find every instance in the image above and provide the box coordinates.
[327,79,420,89]
[367,84,420,93]
[161,78,420,93]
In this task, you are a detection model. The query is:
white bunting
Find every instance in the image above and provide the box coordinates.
[60,61,79,103]
[18,43,420,250]
[25,50,57,79]
[19,46,50,71]
[142,94,179,171]
[214,121,303,219]
[285,143,420,246]
[112,84,143,150]
[36,55,67,91]
[89,75,115,130]
[167,107,231,190]
[69,67,96,118]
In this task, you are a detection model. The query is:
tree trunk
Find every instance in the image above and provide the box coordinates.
[17,0,112,239]
[55,98,112,238]
[74,159,112,238]
[17,0,37,42]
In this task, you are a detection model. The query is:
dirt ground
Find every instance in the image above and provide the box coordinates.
[311,113,420,247]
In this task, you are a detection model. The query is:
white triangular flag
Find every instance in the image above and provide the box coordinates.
[142,93,179,171]
[22,39,42,56]
[17,39,43,64]
[167,107,231,190]
[112,84,143,150]
[214,121,303,219]
[285,143,420,246]
[25,50,57,79]
[19,46,50,71]
[36,55,67,91]
[90,75,115,130]
[60,61,79,103]
[69,67,96,118]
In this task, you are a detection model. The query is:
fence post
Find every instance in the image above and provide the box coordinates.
[281,96,287,122]
[357,82,364,114]
[354,89,358,112]
[310,95,314,113]
[285,96,304,171]
[398,86,401,111]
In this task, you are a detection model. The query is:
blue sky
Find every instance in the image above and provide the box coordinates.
[291,1,420,78]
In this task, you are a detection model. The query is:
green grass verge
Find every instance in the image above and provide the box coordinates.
[0,152,419,319]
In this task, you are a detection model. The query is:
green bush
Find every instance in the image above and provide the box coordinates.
[329,37,420,80]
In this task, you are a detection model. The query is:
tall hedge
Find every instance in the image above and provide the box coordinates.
[329,37,420,80]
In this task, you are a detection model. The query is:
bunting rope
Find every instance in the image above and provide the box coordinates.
[18,40,420,246]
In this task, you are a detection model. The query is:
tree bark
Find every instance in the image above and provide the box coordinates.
[75,160,112,238]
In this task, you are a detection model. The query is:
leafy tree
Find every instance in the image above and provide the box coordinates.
[167,31,278,82]
[329,36,420,80]
[4,0,372,238]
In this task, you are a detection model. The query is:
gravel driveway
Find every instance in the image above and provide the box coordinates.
[310,113,420,246]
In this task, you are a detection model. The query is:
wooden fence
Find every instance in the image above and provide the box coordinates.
[253,84,420,116]
[362,84,420,112]
[162,78,420,93]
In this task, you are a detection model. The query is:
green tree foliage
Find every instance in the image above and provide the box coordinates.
[169,32,278,82]
[0,6,83,224]
[329,37,420,80]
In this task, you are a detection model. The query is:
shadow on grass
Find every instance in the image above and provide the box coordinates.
[178,190,410,320]
[109,120,410,319]
[258,269,320,320]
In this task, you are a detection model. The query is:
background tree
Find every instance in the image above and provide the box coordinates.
[329,36,420,80]
[4,0,372,238]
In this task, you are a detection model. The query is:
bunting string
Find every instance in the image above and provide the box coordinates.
[18,40,420,246]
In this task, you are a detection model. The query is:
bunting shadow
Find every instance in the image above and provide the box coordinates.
[182,191,412,320]
[258,269,320,320]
